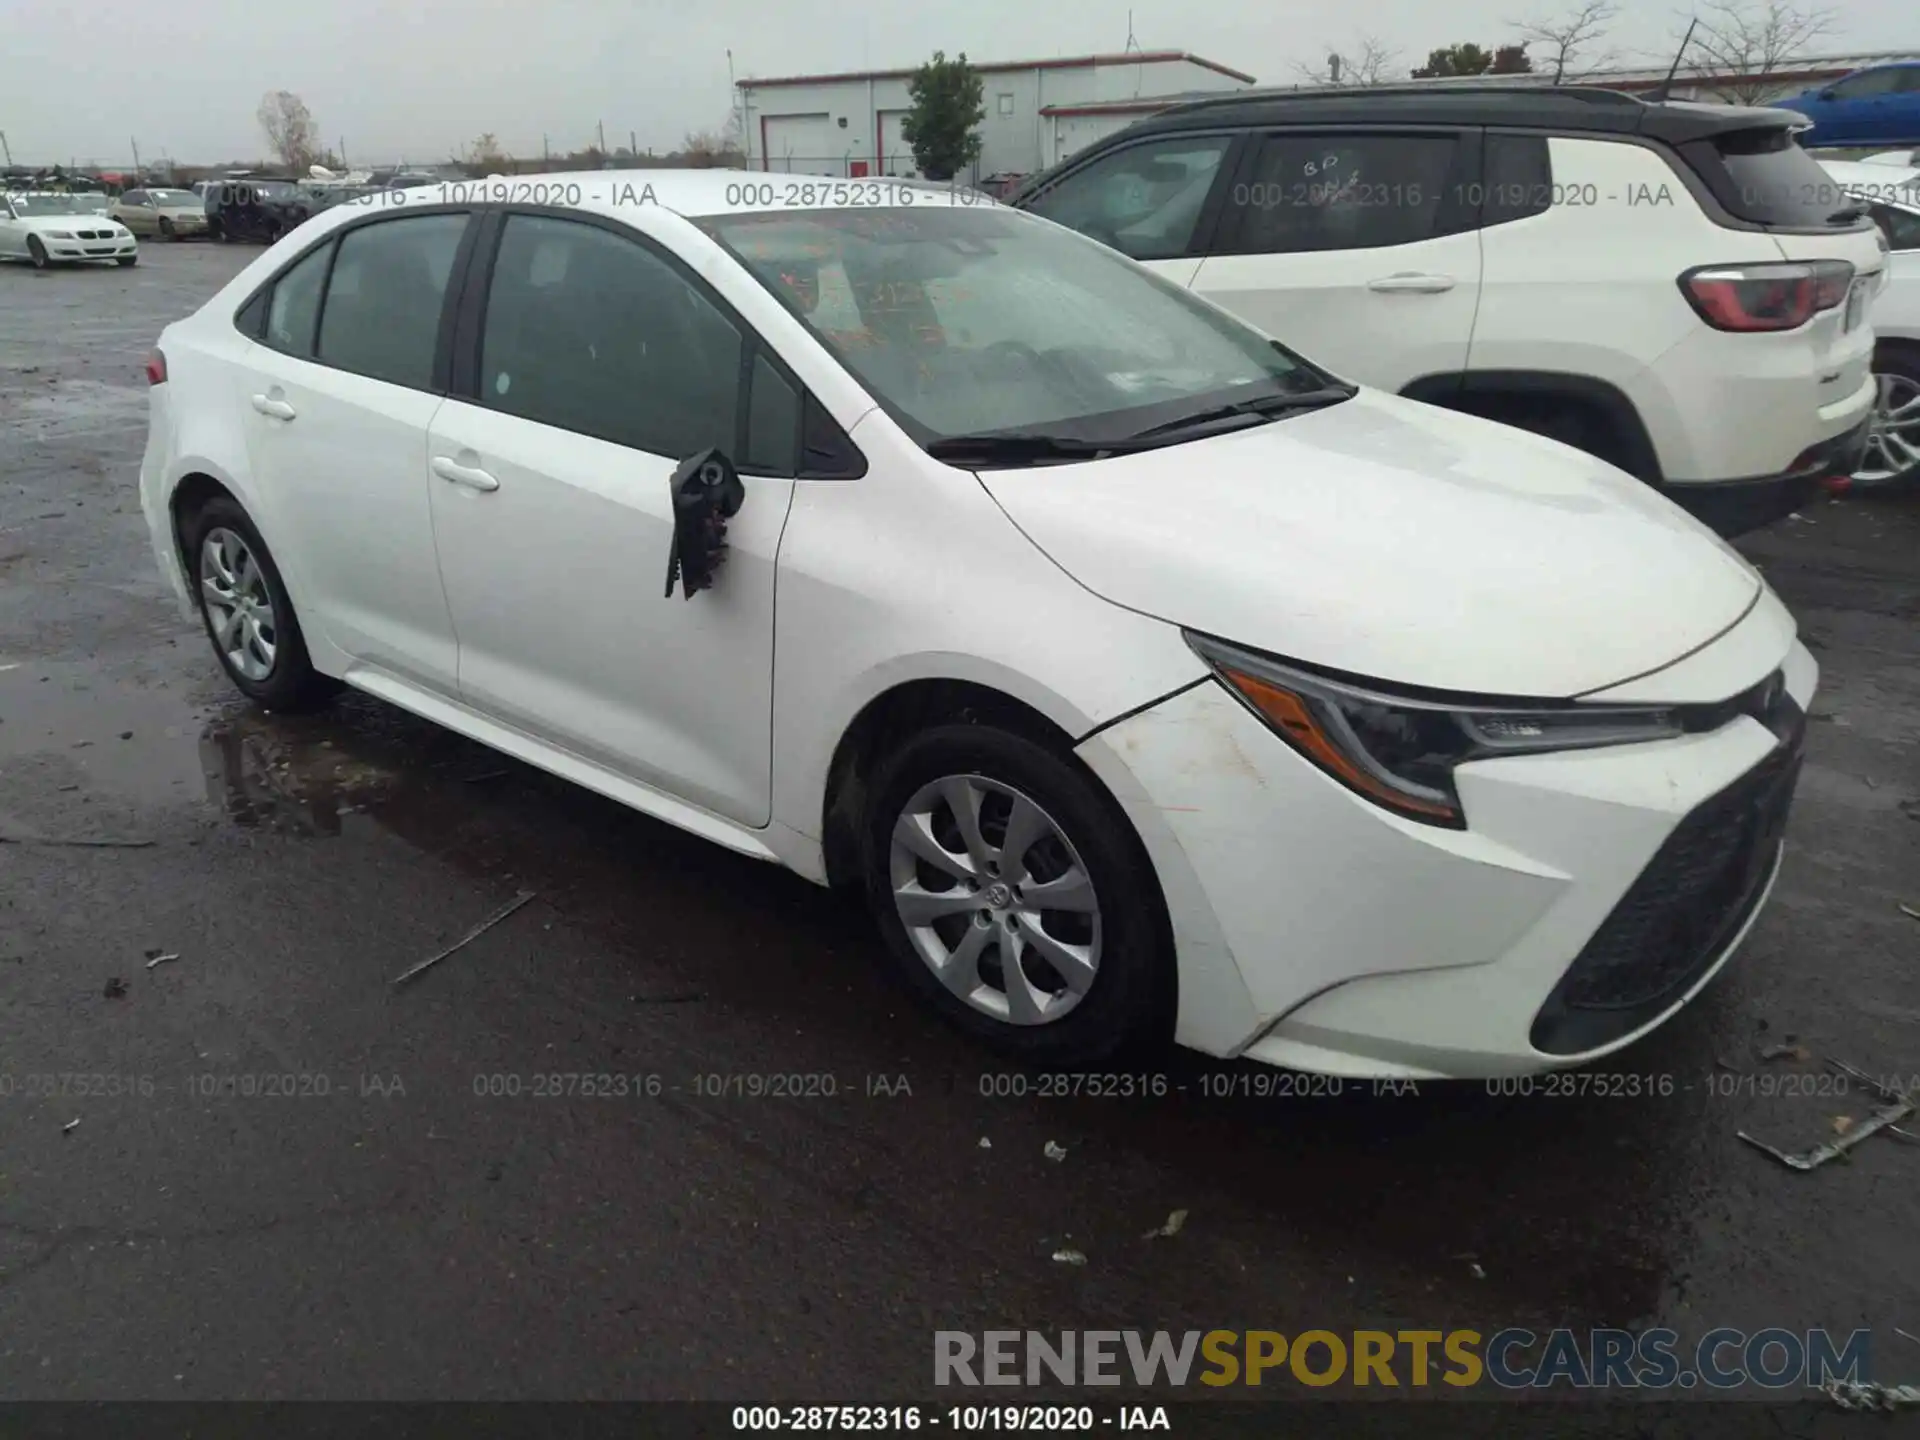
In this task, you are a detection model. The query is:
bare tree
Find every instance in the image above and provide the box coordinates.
[257,91,320,172]
[1293,35,1401,87]
[454,131,512,176]
[1513,0,1620,83]
[1677,0,1840,103]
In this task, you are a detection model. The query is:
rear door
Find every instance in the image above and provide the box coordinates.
[1019,130,1245,289]
[1189,128,1482,392]
[236,208,477,692]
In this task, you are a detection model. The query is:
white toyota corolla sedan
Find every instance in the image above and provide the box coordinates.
[138,172,1816,1079]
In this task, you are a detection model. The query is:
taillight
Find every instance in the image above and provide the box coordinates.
[1678,260,1854,331]
[145,349,167,385]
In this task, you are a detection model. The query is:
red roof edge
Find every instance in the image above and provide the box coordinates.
[739,50,1257,89]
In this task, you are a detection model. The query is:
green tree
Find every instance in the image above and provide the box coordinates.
[901,51,985,181]
[1411,42,1534,77]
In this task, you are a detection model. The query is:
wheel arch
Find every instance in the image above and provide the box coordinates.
[819,676,1087,893]
[1400,369,1664,482]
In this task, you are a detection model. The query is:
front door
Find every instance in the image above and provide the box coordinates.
[426,211,792,826]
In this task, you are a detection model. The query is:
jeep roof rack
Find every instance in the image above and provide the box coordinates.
[1132,84,1795,146]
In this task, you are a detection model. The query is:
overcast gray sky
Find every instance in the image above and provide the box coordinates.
[3,0,1910,166]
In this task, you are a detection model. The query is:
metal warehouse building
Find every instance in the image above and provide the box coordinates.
[736,49,1256,183]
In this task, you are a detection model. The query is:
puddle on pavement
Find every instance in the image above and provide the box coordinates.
[199,708,403,835]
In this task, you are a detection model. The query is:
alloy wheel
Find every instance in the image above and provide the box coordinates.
[1855,371,1920,485]
[199,527,278,681]
[888,774,1102,1026]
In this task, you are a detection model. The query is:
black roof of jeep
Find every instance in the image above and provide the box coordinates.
[1012,86,1807,200]
[1126,85,1798,142]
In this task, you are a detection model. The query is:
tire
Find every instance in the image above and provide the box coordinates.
[160,217,176,240]
[1854,345,1920,491]
[27,236,49,270]
[862,722,1174,1066]
[182,496,340,712]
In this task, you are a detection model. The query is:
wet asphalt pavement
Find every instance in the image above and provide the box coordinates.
[0,241,1916,1417]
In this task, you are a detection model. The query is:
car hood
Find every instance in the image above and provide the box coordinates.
[11,214,121,232]
[975,389,1763,698]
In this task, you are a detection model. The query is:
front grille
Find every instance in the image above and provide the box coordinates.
[1531,691,1805,1056]
[77,229,110,239]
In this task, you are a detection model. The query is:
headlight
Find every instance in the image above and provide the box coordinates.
[1186,634,1682,828]
[45,229,75,239]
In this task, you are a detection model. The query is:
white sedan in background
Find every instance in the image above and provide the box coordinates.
[0,192,137,268]
[139,174,1817,1079]
[1818,159,1920,485]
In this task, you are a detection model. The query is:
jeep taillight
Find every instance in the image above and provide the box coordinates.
[145,349,167,385]
[1679,260,1854,332]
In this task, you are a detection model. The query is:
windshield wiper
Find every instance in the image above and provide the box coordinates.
[1125,385,1356,441]
[1826,203,1870,225]
[925,432,1120,465]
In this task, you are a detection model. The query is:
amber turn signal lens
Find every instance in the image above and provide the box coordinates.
[1219,668,1461,823]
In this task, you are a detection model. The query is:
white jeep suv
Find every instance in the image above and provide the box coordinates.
[1015,86,1886,535]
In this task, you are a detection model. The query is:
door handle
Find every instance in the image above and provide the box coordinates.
[1367,272,1456,293]
[431,456,500,492]
[249,394,296,420]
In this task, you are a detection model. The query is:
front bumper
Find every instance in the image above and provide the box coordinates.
[1078,634,1817,1079]
[47,237,137,260]
[1661,416,1872,536]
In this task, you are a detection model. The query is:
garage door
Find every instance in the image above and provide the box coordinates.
[878,111,919,177]
[762,113,832,175]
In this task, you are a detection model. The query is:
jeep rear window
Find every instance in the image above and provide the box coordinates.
[1681,126,1866,228]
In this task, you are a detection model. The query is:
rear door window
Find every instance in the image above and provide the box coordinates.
[315,213,468,389]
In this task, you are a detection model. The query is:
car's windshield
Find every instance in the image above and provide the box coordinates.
[698,205,1336,446]
[10,194,86,216]
[148,189,196,205]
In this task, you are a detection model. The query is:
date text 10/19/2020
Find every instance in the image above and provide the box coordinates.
[350,179,997,211]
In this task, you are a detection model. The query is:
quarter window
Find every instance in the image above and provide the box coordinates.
[315,213,467,389]
[263,241,332,356]
[1024,134,1234,260]
[744,352,800,473]
[1481,134,1552,227]
[1225,134,1460,253]
[478,214,743,458]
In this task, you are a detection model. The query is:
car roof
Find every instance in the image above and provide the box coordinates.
[1098,84,1804,145]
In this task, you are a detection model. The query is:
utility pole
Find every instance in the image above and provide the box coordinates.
[596,119,605,157]
[130,137,142,179]
[629,129,637,158]
[339,136,348,166]
[0,130,11,166]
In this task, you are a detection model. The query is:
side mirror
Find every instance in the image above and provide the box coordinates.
[662,448,746,600]
[1817,88,1837,101]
